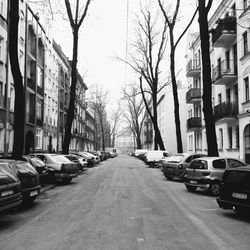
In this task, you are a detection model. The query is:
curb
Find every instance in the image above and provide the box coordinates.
[40,184,55,193]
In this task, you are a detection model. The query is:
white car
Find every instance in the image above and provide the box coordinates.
[30,153,79,184]
[145,150,172,167]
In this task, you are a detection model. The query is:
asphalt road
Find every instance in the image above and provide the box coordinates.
[1,154,250,250]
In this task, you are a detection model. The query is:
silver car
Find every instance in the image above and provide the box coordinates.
[184,157,246,196]
[162,153,206,180]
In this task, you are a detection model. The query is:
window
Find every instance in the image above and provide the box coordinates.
[36,98,42,119]
[243,0,248,10]
[0,0,3,16]
[227,159,246,168]
[225,50,230,70]
[219,128,223,149]
[218,93,222,104]
[236,126,239,149]
[36,129,43,149]
[244,77,249,102]
[228,127,232,149]
[231,3,236,16]
[37,66,43,88]
[243,31,248,56]
[226,88,231,102]
[213,159,226,169]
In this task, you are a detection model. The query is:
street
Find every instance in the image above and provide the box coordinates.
[1,154,250,250]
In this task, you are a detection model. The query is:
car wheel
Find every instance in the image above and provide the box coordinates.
[185,185,197,192]
[166,176,174,180]
[62,178,72,184]
[209,181,220,196]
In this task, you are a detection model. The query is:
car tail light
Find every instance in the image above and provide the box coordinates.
[178,164,183,170]
[202,171,211,176]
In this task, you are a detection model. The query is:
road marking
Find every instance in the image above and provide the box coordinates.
[137,238,144,242]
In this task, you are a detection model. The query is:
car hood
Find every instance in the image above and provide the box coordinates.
[0,167,19,184]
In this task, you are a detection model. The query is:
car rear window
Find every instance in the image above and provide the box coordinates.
[50,155,72,163]
[212,159,226,169]
[30,158,45,167]
[223,170,250,190]
[188,160,207,169]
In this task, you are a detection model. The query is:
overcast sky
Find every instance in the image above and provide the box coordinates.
[51,0,214,111]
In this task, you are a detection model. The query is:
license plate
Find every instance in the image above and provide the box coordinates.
[1,190,14,197]
[232,193,247,200]
[190,180,197,184]
[30,190,38,197]
[69,173,77,177]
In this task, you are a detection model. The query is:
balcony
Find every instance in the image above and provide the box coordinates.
[213,101,238,121]
[0,95,5,109]
[186,59,201,77]
[212,60,237,85]
[211,16,236,48]
[186,88,202,104]
[187,117,202,130]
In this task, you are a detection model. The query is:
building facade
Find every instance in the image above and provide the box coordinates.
[186,0,250,163]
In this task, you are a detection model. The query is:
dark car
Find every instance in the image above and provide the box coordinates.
[31,153,79,184]
[217,166,250,214]
[0,159,41,204]
[22,155,49,184]
[0,162,22,212]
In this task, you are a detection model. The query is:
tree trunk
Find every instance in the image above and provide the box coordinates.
[62,26,78,154]
[169,29,183,153]
[9,0,25,159]
[198,1,219,156]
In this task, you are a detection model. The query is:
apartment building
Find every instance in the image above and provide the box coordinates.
[114,127,135,153]
[85,109,95,151]
[186,0,250,163]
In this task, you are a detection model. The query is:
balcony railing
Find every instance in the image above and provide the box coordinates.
[211,16,236,48]
[213,101,238,121]
[186,59,201,77]
[0,95,5,108]
[186,88,202,103]
[212,60,237,85]
[187,117,202,130]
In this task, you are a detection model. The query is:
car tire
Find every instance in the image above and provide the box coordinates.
[166,176,174,180]
[209,181,220,196]
[185,185,197,192]
[62,178,72,184]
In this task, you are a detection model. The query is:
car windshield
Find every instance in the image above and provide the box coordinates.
[50,155,72,163]
[30,157,45,167]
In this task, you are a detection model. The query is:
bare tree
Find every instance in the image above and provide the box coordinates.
[89,85,109,151]
[198,0,218,156]
[120,6,168,150]
[62,0,92,154]
[109,104,122,147]
[122,85,145,149]
[157,0,198,153]
[9,0,25,158]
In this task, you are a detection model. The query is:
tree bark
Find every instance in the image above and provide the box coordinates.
[198,0,219,156]
[62,26,78,154]
[9,0,25,159]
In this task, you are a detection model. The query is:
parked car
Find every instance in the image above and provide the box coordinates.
[162,153,206,180]
[217,166,250,214]
[144,150,172,168]
[0,159,41,203]
[184,157,247,196]
[64,154,87,172]
[30,154,79,184]
[76,152,95,167]
[88,152,101,164]
[134,149,148,157]
[22,155,49,184]
[0,162,22,212]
